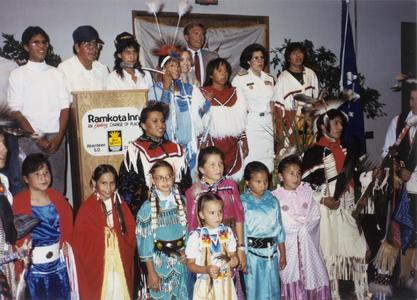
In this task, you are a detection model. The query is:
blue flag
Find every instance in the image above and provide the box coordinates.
[339,0,366,155]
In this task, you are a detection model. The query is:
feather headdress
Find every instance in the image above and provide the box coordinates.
[173,0,191,43]
[276,146,300,166]
[144,0,191,72]
[145,0,164,42]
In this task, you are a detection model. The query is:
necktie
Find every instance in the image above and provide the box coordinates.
[194,51,201,84]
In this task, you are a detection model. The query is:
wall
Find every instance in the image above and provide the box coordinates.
[0,0,415,159]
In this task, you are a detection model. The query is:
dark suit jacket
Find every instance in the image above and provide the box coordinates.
[192,48,219,84]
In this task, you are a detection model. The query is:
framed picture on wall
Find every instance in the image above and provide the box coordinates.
[132,11,269,75]
[195,0,218,5]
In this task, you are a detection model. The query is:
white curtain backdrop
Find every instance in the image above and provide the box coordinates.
[134,19,265,77]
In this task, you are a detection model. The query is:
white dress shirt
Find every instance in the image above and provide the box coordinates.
[7,61,70,133]
[187,48,204,83]
[58,56,109,95]
[106,69,153,90]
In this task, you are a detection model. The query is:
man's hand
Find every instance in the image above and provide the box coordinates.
[242,138,249,159]
[206,265,220,279]
[46,133,64,154]
[36,137,51,152]
[147,270,161,291]
[162,71,173,91]
[322,197,340,210]
[237,249,247,273]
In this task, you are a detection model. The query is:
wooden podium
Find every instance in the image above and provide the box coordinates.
[69,90,147,213]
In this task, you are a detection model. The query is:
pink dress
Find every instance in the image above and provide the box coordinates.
[185,177,244,232]
[272,182,331,300]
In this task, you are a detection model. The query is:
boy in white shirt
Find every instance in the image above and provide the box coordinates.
[8,26,70,194]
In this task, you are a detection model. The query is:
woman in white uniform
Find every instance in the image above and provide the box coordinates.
[232,44,275,172]
[106,32,153,90]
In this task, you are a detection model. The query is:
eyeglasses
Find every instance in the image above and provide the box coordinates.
[251,56,265,61]
[153,174,174,182]
[82,41,103,50]
[30,40,49,47]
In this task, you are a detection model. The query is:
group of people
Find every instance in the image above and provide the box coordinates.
[0,19,415,300]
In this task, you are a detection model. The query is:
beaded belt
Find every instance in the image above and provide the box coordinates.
[32,242,60,264]
[247,237,275,248]
[154,236,185,256]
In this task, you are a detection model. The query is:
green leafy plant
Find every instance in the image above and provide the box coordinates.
[0,33,62,67]
[270,39,385,119]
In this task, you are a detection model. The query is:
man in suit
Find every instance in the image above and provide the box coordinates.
[183,22,218,85]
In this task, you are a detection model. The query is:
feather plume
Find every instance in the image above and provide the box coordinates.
[0,105,15,127]
[294,94,321,105]
[334,136,360,201]
[276,146,300,165]
[0,105,43,140]
[2,127,44,140]
[145,0,162,14]
[177,0,191,17]
[302,98,345,118]
[173,0,191,44]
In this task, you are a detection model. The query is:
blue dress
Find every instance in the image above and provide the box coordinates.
[136,192,188,300]
[148,81,209,178]
[26,204,70,300]
[241,190,285,300]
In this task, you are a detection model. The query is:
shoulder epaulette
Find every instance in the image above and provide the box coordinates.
[265,72,276,85]
[237,70,248,76]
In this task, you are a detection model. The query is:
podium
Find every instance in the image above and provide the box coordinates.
[69,90,147,213]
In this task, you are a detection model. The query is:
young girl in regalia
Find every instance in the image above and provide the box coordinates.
[148,48,210,180]
[118,101,191,215]
[185,192,239,299]
[241,161,286,299]
[136,160,188,299]
[185,146,246,298]
[13,153,73,300]
[302,109,368,299]
[201,58,248,181]
[72,164,136,300]
[273,155,331,299]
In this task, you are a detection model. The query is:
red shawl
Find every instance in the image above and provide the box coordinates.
[71,194,136,300]
[316,136,345,172]
[12,188,74,276]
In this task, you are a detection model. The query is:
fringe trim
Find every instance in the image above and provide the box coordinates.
[124,143,140,174]
[137,208,182,237]
[365,199,375,215]
[372,241,399,274]
[156,209,181,226]
[204,89,247,139]
[325,255,368,285]
[136,218,152,238]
